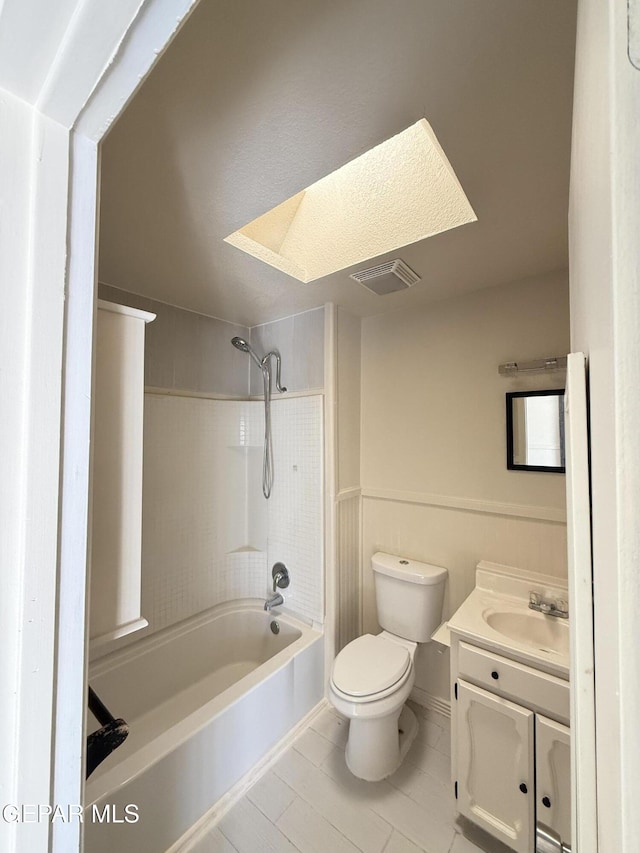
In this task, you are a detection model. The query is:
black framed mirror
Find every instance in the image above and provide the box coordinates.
[506,390,565,473]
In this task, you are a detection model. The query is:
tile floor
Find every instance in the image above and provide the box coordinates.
[181,702,506,853]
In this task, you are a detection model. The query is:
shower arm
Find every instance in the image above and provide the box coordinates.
[261,351,287,393]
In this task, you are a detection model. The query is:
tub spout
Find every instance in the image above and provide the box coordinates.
[264,592,284,611]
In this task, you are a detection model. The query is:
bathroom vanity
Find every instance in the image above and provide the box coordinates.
[444,562,571,853]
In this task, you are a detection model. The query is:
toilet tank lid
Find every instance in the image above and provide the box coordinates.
[372,552,448,585]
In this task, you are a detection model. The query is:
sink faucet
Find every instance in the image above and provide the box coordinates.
[529,592,569,619]
[264,592,284,611]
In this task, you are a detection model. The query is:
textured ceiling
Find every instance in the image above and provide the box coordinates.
[225,119,477,281]
[98,0,577,326]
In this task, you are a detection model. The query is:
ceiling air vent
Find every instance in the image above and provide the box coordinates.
[350,259,420,295]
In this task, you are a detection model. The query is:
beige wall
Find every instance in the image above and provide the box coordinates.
[249,308,325,396]
[361,270,569,506]
[336,307,362,493]
[360,270,570,703]
[98,284,250,397]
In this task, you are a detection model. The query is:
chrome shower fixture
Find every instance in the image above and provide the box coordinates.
[231,336,287,498]
[231,336,263,369]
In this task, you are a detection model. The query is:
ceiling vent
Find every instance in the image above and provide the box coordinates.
[350,259,420,295]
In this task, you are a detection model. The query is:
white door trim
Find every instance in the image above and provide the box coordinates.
[0,2,199,851]
[564,352,597,851]
[53,6,200,848]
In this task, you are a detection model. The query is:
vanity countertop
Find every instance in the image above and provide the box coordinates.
[446,561,570,679]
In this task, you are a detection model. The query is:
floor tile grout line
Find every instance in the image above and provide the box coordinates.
[380,830,394,853]
[399,759,452,795]
[392,744,454,794]
[276,794,369,853]
[272,796,310,853]
[310,710,449,782]
[216,706,458,853]
[177,704,461,853]
[381,827,430,853]
[221,797,306,853]
[245,792,288,826]
[216,823,242,853]
[306,725,348,751]
[385,770,451,808]
[311,754,443,846]
[316,745,458,847]
[400,765,451,805]
[447,829,459,853]
[215,796,302,853]
[273,753,395,852]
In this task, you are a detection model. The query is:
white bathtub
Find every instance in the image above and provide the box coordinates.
[84,601,323,852]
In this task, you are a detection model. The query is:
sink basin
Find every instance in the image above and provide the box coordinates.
[484,609,569,656]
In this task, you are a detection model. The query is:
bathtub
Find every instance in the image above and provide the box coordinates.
[84,601,323,852]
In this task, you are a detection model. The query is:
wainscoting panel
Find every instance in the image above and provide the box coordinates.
[361,494,568,703]
[336,492,361,651]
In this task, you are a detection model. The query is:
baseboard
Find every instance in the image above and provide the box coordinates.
[410,685,451,719]
[169,699,330,852]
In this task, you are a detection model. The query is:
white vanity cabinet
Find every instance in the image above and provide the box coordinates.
[457,679,534,853]
[452,639,571,853]
[535,716,571,846]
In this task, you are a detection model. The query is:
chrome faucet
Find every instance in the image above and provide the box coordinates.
[264,561,290,611]
[264,592,284,611]
[529,592,569,619]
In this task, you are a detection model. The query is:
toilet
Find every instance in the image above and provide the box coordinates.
[329,552,447,781]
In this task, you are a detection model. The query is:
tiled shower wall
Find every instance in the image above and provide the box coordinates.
[94,284,326,647]
[267,396,324,624]
[141,393,324,632]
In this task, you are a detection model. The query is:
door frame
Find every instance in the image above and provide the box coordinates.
[0,3,198,851]
[55,8,202,848]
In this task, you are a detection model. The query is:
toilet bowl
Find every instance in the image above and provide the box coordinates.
[329,631,418,781]
[329,553,447,781]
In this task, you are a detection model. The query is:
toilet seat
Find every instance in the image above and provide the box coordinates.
[331,634,411,699]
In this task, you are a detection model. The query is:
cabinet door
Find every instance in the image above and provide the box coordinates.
[536,715,571,849]
[456,680,534,853]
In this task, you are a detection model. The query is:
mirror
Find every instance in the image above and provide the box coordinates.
[506,390,565,473]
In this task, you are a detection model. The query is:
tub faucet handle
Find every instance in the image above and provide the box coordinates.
[272,562,290,592]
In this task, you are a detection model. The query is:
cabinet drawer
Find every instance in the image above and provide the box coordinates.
[458,642,569,724]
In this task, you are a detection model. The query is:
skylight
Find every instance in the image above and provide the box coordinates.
[225,118,476,283]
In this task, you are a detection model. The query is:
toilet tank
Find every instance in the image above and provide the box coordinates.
[372,552,447,642]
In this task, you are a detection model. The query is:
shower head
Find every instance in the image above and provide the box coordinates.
[231,336,264,370]
[231,336,250,352]
[230,335,287,498]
